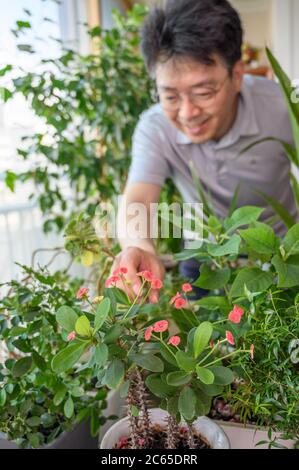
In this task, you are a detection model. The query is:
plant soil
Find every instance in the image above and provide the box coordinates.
[114,424,210,449]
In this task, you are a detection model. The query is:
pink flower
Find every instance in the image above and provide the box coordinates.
[209,340,215,348]
[76,287,89,299]
[226,331,235,346]
[105,275,120,287]
[113,266,128,276]
[67,331,76,341]
[168,336,181,346]
[151,278,163,290]
[153,320,169,333]
[137,270,154,281]
[145,326,154,341]
[228,305,244,324]
[138,439,145,446]
[170,292,182,305]
[250,344,254,360]
[174,297,187,309]
[182,283,193,293]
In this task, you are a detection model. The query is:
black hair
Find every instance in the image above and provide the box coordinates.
[141,0,243,75]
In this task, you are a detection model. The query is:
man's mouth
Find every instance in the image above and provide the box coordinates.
[182,117,211,135]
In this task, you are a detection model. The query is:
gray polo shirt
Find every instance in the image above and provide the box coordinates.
[128,75,297,237]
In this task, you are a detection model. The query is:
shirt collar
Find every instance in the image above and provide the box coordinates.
[175,75,260,147]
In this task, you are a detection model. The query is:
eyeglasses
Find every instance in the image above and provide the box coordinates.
[156,74,230,112]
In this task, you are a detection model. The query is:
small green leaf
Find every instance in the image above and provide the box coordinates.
[64,396,74,419]
[104,359,125,389]
[193,321,213,358]
[145,374,174,398]
[5,171,17,192]
[75,315,91,337]
[194,265,231,290]
[176,351,196,372]
[56,306,78,333]
[208,366,234,385]
[0,388,7,407]
[239,224,278,255]
[224,206,264,233]
[94,298,111,332]
[207,234,241,257]
[272,254,299,288]
[12,356,32,378]
[178,387,196,420]
[166,371,192,386]
[26,416,41,427]
[130,353,164,373]
[283,223,299,258]
[53,387,67,406]
[196,366,215,385]
[230,268,273,297]
[51,342,87,374]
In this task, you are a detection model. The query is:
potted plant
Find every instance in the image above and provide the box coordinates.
[50,258,263,449]
[0,264,109,448]
[174,204,299,448]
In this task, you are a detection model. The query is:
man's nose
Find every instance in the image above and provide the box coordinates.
[178,96,202,121]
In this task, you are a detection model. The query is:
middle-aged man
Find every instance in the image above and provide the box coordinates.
[112,0,297,302]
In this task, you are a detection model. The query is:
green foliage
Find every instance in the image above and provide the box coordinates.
[2,5,154,233]
[0,266,108,448]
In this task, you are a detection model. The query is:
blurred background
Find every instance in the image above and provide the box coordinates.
[0,0,298,285]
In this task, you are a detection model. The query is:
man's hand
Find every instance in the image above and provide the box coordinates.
[111,246,165,303]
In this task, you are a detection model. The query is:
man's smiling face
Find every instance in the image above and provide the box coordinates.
[155,55,244,144]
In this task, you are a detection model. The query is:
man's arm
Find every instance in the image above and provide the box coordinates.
[112,182,165,303]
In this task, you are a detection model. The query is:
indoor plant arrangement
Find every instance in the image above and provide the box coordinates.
[0,265,109,448]
[174,204,299,448]
[51,265,257,449]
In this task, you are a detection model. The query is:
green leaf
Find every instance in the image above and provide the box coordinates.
[94,298,110,332]
[5,171,17,192]
[64,397,74,419]
[16,20,31,29]
[32,351,47,371]
[207,366,234,385]
[75,315,92,337]
[272,254,299,288]
[193,321,213,358]
[53,387,67,406]
[129,353,164,373]
[0,64,12,77]
[56,306,78,333]
[207,234,241,257]
[51,342,87,373]
[196,366,215,385]
[159,342,178,366]
[104,324,123,344]
[239,224,278,255]
[196,296,230,311]
[104,359,124,389]
[254,191,296,229]
[230,267,273,298]
[26,416,41,427]
[194,265,231,290]
[12,356,32,378]
[92,343,109,368]
[178,387,196,421]
[166,371,192,386]
[145,374,174,398]
[282,223,299,258]
[175,351,196,372]
[0,388,7,407]
[224,206,264,234]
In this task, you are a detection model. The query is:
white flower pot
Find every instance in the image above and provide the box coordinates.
[215,421,297,449]
[100,408,230,449]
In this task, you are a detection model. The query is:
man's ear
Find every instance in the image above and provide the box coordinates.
[232,60,245,92]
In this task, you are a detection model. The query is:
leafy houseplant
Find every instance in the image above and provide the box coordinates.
[0,265,108,448]
[51,266,254,449]
[175,205,299,447]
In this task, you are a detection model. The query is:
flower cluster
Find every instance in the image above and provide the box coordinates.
[144,320,181,347]
[169,283,193,309]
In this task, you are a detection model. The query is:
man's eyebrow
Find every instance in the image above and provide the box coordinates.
[158,80,217,91]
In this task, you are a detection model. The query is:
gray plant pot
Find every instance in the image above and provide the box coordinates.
[0,420,98,449]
